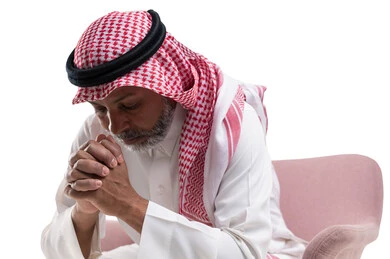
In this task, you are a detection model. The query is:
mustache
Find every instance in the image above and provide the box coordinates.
[116,129,154,140]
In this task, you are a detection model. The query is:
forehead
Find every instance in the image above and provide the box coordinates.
[92,86,161,105]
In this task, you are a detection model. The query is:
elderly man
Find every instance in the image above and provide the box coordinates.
[41,10,306,259]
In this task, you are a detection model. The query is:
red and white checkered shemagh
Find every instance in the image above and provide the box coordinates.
[72,10,270,228]
[72,10,223,225]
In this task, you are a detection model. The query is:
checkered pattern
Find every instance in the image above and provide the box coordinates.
[73,11,193,105]
[71,10,221,224]
[71,11,277,257]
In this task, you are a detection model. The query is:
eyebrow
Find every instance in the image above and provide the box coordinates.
[90,93,135,106]
[112,93,135,104]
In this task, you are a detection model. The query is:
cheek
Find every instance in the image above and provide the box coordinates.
[137,100,164,129]
[97,116,110,130]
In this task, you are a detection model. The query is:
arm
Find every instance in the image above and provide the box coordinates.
[136,104,273,258]
[41,114,148,258]
[41,179,83,259]
[65,133,147,256]
[41,135,125,258]
[41,177,103,259]
[71,205,99,258]
[41,115,107,259]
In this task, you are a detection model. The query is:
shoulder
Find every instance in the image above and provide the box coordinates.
[241,103,266,139]
[230,102,268,163]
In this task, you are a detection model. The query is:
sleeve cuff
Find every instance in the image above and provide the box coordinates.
[138,201,220,258]
[50,205,105,259]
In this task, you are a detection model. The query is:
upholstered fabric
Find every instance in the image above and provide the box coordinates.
[102,154,383,258]
[101,219,133,252]
[273,154,383,259]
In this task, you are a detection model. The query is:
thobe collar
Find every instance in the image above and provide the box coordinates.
[148,103,186,157]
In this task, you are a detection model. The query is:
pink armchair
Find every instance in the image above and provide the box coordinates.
[102,154,383,258]
[273,154,383,258]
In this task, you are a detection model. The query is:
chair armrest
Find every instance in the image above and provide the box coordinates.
[101,220,133,252]
[303,223,379,259]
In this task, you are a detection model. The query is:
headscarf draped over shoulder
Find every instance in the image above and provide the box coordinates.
[66,10,267,225]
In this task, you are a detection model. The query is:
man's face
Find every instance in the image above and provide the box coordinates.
[90,86,175,152]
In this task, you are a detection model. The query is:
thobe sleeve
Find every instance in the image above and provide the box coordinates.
[41,115,106,259]
[138,104,273,259]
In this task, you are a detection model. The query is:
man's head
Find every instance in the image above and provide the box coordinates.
[64,10,190,151]
[67,10,195,106]
[66,9,220,179]
[90,86,175,151]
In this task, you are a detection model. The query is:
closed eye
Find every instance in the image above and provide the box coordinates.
[120,102,140,111]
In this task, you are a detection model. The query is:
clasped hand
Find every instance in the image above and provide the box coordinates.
[65,134,138,218]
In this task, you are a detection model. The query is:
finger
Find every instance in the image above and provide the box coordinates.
[106,135,125,164]
[79,139,98,152]
[84,140,118,168]
[99,138,124,164]
[106,134,117,144]
[105,135,124,163]
[66,167,99,184]
[67,168,84,183]
[65,185,94,200]
[96,134,107,143]
[69,149,97,168]
[73,159,110,177]
[70,179,102,192]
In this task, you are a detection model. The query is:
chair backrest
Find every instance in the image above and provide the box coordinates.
[272,154,383,242]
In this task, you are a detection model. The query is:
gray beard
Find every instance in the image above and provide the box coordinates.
[112,98,175,152]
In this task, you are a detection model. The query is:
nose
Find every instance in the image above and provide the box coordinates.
[107,110,128,135]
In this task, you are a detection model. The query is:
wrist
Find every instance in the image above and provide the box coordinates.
[119,197,149,233]
[74,203,99,216]
[72,205,99,231]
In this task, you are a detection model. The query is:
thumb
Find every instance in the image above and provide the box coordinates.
[96,134,107,142]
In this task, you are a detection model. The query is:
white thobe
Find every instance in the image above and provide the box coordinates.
[41,103,306,259]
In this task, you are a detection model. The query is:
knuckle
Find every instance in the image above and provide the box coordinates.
[86,139,96,146]
[66,173,72,182]
[104,151,112,161]
[98,138,107,145]
[69,150,87,167]
[70,181,77,189]
[84,140,96,151]
[102,139,120,154]
[84,145,91,153]
[73,159,81,168]
[68,152,79,166]
[66,169,77,182]
[93,161,103,173]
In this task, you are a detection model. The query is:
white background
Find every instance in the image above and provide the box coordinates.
[0,0,388,258]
